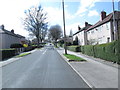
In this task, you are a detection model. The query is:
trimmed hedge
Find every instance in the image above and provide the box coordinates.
[81,45,94,56]
[24,46,37,52]
[67,46,81,52]
[81,40,120,63]
[0,49,16,61]
[10,43,23,48]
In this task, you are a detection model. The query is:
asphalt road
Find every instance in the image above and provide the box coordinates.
[2,45,89,88]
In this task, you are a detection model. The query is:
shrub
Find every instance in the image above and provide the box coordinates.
[0,49,16,61]
[73,36,79,45]
[10,43,23,48]
[67,45,81,52]
[81,45,94,56]
[81,40,120,63]
[24,46,36,52]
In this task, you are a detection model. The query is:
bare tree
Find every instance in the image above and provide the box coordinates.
[23,5,48,47]
[49,25,63,42]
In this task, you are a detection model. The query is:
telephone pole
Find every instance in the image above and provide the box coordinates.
[112,0,118,40]
[62,0,67,54]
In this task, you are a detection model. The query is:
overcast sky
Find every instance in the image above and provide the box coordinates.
[0,0,119,39]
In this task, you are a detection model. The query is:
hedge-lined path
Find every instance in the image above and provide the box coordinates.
[2,45,89,88]
[57,48,119,88]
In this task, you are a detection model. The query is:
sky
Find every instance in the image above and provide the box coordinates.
[0,0,119,40]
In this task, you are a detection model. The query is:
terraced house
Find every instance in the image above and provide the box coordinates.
[0,25,27,49]
[73,11,120,46]
[86,11,120,45]
[73,22,92,45]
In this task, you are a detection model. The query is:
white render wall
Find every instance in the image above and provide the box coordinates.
[87,22,111,45]
[0,33,25,49]
[73,31,85,46]
[78,31,85,45]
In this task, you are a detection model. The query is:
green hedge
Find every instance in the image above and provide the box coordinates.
[0,49,16,61]
[24,46,37,52]
[67,46,81,52]
[81,40,120,63]
[81,45,94,56]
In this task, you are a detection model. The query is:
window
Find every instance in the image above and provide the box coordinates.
[91,30,94,34]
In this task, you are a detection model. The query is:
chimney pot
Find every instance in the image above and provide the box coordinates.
[1,25,4,30]
[11,29,14,33]
[85,22,88,27]
[78,25,81,30]
[101,11,106,20]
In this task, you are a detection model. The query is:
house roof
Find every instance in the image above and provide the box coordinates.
[87,11,120,31]
[0,28,25,38]
[73,24,92,36]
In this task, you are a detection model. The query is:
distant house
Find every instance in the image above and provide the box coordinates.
[73,22,92,45]
[86,11,120,45]
[0,25,27,49]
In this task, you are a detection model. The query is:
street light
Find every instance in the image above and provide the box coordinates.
[62,0,67,54]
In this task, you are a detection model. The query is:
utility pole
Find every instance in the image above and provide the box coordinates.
[112,0,118,40]
[62,0,67,54]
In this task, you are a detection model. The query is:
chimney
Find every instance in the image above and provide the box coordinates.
[85,22,88,27]
[101,11,106,20]
[1,25,4,30]
[11,29,14,33]
[78,25,81,30]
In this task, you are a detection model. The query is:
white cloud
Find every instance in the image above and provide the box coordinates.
[44,6,75,26]
[44,7,63,26]
[88,10,99,17]
[0,0,41,37]
[65,22,84,35]
[75,0,100,16]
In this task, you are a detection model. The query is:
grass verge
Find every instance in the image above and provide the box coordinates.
[63,54,86,62]
[16,52,31,58]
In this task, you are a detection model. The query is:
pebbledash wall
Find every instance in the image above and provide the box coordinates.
[0,25,26,49]
[86,11,120,45]
[87,22,112,45]
[73,11,120,46]
[73,22,92,45]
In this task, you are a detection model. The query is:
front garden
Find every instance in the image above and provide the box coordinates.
[59,40,120,64]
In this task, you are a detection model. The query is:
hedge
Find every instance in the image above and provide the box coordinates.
[81,45,94,56]
[10,43,23,48]
[0,49,16,61]
[24,46,37,52]
[81,40,120,63]
[67,46,81,52]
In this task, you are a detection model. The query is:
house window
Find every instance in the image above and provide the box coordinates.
[91,30,94,34]
[107,37,110,43]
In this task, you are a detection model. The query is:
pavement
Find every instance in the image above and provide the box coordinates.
[0,49,37,68]
[57,48,119,88]
[1,45,89,88]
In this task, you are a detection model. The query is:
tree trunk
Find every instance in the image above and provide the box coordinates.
[55,39,57,47]
[37,37,39,48]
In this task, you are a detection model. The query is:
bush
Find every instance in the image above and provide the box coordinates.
[24,46,36,52]
[66,42,72,46]
[0,49,16,61]
[81,40,120,63]
[82,45,95,56]
[73,36,79,45]
[10,43,23,48]
[67,45,81,52]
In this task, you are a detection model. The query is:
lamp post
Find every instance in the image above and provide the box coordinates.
[62,0,67,54]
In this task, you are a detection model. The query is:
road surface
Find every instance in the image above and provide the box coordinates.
[2,45,89,88]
